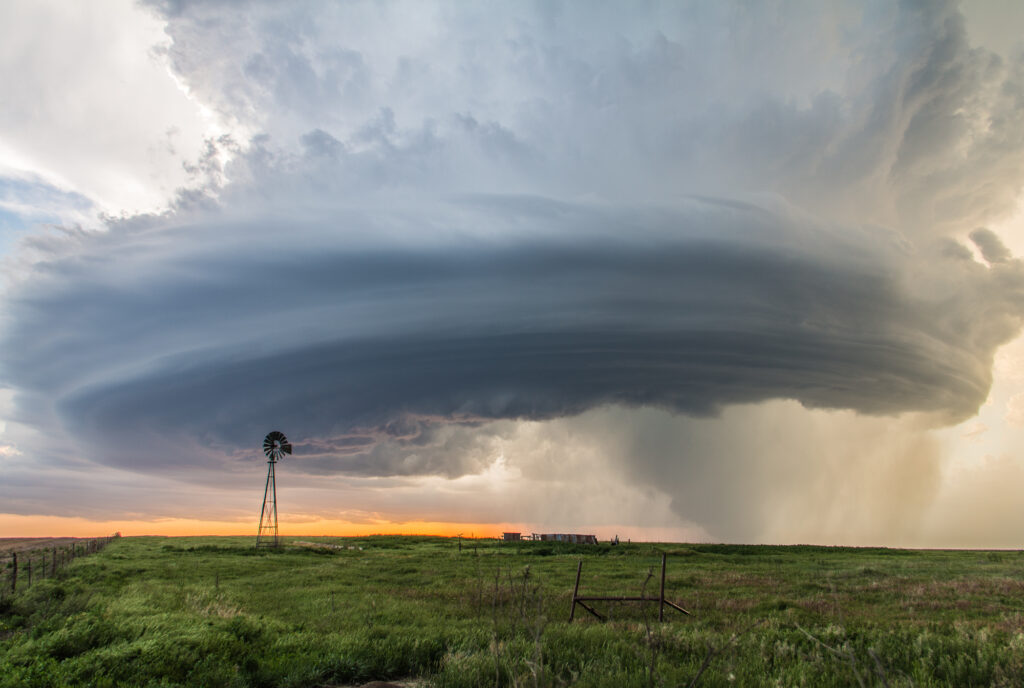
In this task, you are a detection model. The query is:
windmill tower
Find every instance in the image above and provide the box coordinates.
[257,430,291,548]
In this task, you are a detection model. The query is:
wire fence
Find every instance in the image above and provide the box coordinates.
[0,535,119,601]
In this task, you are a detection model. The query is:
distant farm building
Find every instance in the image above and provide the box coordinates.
[503,532,522,541]
[534,533,598,544]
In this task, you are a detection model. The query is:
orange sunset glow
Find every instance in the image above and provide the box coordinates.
[0,514,522,540]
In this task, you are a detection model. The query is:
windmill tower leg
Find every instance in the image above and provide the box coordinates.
[256,460,279,547]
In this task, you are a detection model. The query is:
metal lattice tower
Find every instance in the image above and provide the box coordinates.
[257,431,291,548]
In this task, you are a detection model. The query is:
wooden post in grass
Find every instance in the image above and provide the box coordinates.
[659,552,667,622]
[9,553,15,594]
[26,558,31,587]
[51,547,57,576]
[569,559,583,622]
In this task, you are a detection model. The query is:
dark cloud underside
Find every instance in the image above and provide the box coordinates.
[4,199,1020,474]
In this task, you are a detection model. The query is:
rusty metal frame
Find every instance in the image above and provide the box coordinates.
[569,552,691,622]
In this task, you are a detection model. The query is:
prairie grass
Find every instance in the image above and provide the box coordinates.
[2,536,1024,686]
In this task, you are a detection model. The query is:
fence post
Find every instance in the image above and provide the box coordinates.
[10,553,15,594]
[26,558,31,587]
[659,552,666,622]
[51,547,57,576]
[569,559,583,622]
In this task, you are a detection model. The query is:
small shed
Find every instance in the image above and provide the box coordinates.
[503,532,522,541]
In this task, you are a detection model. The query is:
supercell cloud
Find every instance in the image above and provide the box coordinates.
[2,0,1024,541]
[4,192,1022,476]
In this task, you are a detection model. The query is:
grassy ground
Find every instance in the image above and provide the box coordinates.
[2,536,1024,687]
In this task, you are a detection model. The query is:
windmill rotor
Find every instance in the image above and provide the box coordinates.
[263,431,292,462]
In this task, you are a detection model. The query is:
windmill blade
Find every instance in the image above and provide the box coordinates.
[263,430,290,460]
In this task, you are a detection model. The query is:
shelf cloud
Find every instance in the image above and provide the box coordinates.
[3,180,1021,475]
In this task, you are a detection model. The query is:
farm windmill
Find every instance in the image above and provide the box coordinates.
[256,430,291,548]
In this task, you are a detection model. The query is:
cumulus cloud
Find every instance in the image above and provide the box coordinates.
[0,0,226,217]
[145,0,1024,234]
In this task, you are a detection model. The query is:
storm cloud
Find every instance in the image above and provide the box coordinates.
[3,188,1022,475]
[2,0,1024,543]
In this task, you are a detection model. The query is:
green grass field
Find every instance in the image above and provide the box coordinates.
[2,535,1024,687]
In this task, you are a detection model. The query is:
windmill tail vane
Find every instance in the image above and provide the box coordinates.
[257,431,291,548]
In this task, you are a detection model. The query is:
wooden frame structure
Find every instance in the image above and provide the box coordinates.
[569,552,690,622]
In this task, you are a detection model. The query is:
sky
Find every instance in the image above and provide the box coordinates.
[1,0,1024,546]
